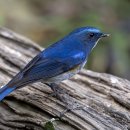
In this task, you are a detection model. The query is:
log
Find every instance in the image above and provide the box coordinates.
[0,27,130,130]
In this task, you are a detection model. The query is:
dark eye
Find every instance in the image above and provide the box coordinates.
[89,33,94,38]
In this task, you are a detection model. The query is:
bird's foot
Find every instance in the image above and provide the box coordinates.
[59,101,85,118]
[45,83,85,118]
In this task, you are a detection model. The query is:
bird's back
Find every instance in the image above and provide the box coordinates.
[7,35,87,88]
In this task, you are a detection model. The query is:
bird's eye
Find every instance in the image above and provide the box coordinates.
[89,33,94,38]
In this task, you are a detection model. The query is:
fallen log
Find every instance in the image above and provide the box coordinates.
[0,27,130,130]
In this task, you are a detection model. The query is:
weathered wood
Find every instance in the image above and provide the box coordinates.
[0,27,130,130]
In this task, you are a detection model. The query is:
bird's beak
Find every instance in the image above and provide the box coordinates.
[101,33,110,37]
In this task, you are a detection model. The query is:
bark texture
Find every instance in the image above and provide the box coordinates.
[0,27,130,130]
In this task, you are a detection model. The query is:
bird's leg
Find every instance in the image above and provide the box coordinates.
[45,83,85,118]
[45,83,68,101]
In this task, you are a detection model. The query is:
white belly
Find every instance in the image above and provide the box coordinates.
[47,69,80,83]
[44,60,87,83]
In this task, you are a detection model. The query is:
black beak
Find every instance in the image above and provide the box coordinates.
[101,33,110,37]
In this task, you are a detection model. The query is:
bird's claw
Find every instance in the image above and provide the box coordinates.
[59,103,85,118]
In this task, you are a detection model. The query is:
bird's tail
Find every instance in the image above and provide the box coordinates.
[0,85,16,101]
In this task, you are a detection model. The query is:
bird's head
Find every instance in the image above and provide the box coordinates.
[70,26,109,52]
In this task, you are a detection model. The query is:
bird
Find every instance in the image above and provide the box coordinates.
[0,26,109,101]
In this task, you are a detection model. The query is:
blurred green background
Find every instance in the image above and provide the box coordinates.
[0,0,130,79]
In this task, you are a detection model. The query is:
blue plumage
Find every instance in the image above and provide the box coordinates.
[0,85,16,101]
[0,26,109,101]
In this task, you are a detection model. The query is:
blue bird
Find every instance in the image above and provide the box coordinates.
[0,26,109,101]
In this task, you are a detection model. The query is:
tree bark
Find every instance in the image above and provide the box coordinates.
[0,27,130,130]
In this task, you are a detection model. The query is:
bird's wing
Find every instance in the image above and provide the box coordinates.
[22,56,83,81]
[9,50,83,87]
[22,53,42,73]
